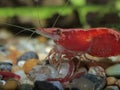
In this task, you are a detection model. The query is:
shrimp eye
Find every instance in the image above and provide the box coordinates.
[56,29,61,35]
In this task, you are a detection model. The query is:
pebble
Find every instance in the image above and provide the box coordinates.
[115,79,120,88]
[13,69,28,81]
[0,80,6,85]
[29,65,58,81]
[104,86,119,90]
[71,77,95,90]
[33,81,59,90]
[65,87,80,90]
[50,81,64,90]
[105,64,120,76]
[71,74,106,90]
[20,84,33,90]
[23,59,38,74]
[17,51,39,62]
[83,74,106,90]
[12,65,23,72]
[0,62,13,71]
[0,75,2,79]
[0,45,9,56]
[88,66,106,77]
[3,79,20,90]
[106,77,117,85]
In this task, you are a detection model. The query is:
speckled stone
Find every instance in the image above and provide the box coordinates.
[83,74,106,90]
[20,84,33,90]
[71,77,95,90]
[0,62,13,71]
[71,74,106,90]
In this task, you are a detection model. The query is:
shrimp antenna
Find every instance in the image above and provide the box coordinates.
[0,23,35,33]
[34,0,43,28]
[27,0,44,40]
[52,0,70,28]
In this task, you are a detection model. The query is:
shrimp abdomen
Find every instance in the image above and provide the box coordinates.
[88,29,120,57]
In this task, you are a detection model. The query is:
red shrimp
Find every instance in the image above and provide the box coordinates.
[36,27,120,82]
[36,27,120,57]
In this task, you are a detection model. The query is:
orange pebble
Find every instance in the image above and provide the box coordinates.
[23,59,38,74]
[7,50,19,64]
[37,36,47,43]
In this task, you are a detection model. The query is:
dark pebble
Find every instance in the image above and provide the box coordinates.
[45,60,50,65]
[104,86,119,90]
[82,74,106,90]
[64,87,79,90]
[50,81,64,90]
[17,51,39,62]
[71,88,79,90]
[20,84,33,90]
[0,45,9,55]
[33,81,59,90]
[0,62,13,71]
[71,73,106,90]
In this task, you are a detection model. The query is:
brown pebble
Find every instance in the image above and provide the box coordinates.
[7,49,19,64]
[3,79,20,90]
[12,65,23,73]
[115,79,120,88]
[106,77,117,85]
[37,36,48,43]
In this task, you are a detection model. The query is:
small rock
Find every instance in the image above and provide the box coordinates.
[20,84,33,90]
[0,45,9,56]
[115,79,120,88]
[13,69,28,83]
[7,49,20,64]
[0,62,13,71]
[105,64,120,76]
[104,86,119,90]
[50,81,64,90]
[23,59,38,74]
[72,74,106,90]
[29,65,58,81]
[33,81,59,90]
[71,88,79,90]
[0,75,3,80]
[3,79,20,90]
[71,77,95,90]
[88,66,106,77]
[12,65,23,72]
[17,51,39,62]
[83,74,106,90]
[106,77,117,85]
[0,80,6,85]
